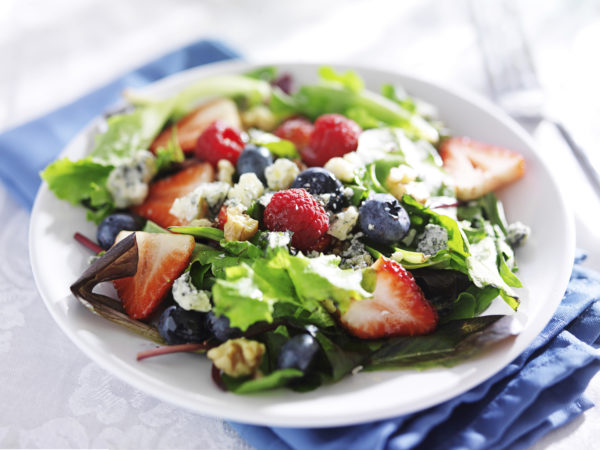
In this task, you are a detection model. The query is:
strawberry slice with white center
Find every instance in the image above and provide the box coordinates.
[131,162,213,228]
[150,98,241,154]
[341,257,438,338]
[440,137,525,201]
[113,231,195,320]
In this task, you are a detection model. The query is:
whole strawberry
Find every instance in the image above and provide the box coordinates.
[263,189,329,251]
[301,114,361,167]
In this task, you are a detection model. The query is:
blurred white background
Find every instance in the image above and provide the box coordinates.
[0,0,599,448]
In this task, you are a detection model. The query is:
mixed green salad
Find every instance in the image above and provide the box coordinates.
[43,66,529,394]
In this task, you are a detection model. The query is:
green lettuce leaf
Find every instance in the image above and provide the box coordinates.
[90,100,174,165]
[286,253,370,313]
[210,249,370,331]
[41,157,114,223]
[318,66,365,93]
[247,129,299,158]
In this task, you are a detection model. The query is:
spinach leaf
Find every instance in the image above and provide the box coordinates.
[366,315,509,369]
[222,368,304,394]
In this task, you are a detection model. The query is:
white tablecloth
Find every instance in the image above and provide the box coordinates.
[1,0,599,448]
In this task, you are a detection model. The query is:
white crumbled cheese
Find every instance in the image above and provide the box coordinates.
[386,165,419,201]
[258,191,274,207]
[388,165,418,185]
[204,182,231,211]
[265,158,299,191]
[217,159,235,185]
[172,272,212,312]
[106,150,156,208]
[342,151,363,168]
[340,233,374,269]
[241,105,277,131]
[507,221,531,248]
[227,173,264,208]
[170,189,205,223]
[260,231,292,248]
[316,193,332,207]
[324,157,356,182]
[415,224,448,256]
[404,181,430,204]
[169,182,230,222]
[328,206,359,241]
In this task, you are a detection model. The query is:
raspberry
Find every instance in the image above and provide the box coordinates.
[306,233,332,253]
[263,189,329,251]
[274,117,314,151]
[301,114,361,167]
[217,205,228,230]
[195,121,244,167]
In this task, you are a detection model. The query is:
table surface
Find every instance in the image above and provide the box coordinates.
[1,0,599,448]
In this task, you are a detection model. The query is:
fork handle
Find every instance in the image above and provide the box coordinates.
[552,120,600,199]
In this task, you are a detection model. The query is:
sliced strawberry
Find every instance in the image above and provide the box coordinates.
[341,257,438,338]
[113,231,195,320]
[150,98,241,154]
[131,162,213,228]
[440,137,525,201]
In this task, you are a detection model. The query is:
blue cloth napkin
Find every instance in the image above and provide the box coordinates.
[0,39,239,209]
[1,39,599,450]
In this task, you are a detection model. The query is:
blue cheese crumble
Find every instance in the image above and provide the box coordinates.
[170,182,230,222]
[265,158,299,191]
[340,233,374,269]
[172,272,211,312]
[507,221,530,248]
[328,206,359,241]
[227,173,264,208]
[106,150,156,208]
[415,224,448,256]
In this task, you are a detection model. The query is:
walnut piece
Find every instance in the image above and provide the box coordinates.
[207,338,266,377]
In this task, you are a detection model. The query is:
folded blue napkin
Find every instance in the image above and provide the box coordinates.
[1,39,599,450]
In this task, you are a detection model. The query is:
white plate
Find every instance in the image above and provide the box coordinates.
[29,61,575,427]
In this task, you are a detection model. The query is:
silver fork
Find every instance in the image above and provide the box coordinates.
[468,0,600,198]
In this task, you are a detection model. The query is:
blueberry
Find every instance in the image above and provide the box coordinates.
[157,305,211,345]
[290,168,346,211]
[207,311,243,342]
[277,333,320,373]
[97,213,143,250]
[359,193,410,245]
[236,144,273,184]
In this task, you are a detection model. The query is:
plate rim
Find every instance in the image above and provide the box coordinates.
[29,60,576,427]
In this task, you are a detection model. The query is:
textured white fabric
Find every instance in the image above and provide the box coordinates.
[0,0,599,448]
